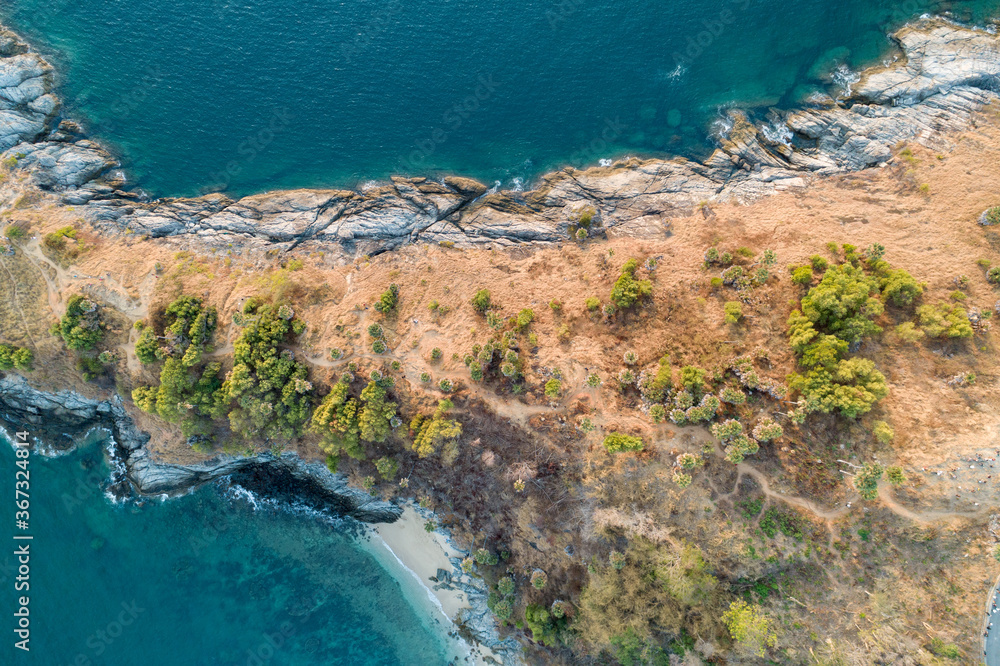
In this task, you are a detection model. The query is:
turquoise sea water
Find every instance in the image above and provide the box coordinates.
[3,0,1000,198]
[0,431,457,665]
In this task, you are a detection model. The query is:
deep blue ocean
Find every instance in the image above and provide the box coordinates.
[4,0,1000,198]
[0,431,460,665]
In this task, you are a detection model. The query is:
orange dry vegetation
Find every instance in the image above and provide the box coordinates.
[7,106,1000,662]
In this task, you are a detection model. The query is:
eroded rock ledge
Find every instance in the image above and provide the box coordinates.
[0,374,402,523]
[2,19,998,256]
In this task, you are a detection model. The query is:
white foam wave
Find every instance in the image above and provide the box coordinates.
[832,63,861,97]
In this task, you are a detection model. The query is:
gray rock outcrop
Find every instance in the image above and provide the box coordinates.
[1,19,998,256]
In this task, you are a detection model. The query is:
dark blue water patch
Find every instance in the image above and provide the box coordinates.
[2,0,1000,198]
[0,431,455,665]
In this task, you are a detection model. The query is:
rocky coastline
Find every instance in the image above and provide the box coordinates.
[3,19,1000,257]
[0,373,401,522]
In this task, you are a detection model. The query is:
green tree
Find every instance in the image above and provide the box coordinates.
[787,358,888,419]
[799,263,883,345]
[359,379,397,444]
[854,462,884,500]
[0,344,33,371]
[54,294,104,351]
[373,284,399,314]
[610,258,652,309]
[221,302,313,441]
[411,399,462,459]
[721,600,777,657]
[310,379,363,460]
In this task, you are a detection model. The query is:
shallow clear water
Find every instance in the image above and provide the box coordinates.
[3,0,1000,198]
[0,430,456,665]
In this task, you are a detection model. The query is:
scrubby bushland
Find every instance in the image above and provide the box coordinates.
[471,288,492,313]
[53,294,104,351]
[610,258,652,309]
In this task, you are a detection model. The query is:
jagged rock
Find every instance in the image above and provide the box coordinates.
[2,18,999,256]
[0,374,401,523]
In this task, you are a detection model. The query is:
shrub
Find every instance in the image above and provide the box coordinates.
[639,355,672,402]
[516,308,535,330]
[673,471,692,488]
[879,269,923,306]
[371,339,387,354]
[420,372,431,383]
[0,344,33,371]
[886,465,905,486]
[469,361,483,382]
[531,570,548,589]
[375,456,399,481]
[711,419,743,441]
[4,223,27,243]
[873,420,894,444]
[916,303,973,338]
[430,347,442,361]
[720,386,746,405]
[894,321,925,343]
[498,577,515,596]
[649,404,665,423]
[679,366,706,396]
[549,299,563,311]
[710,277,723,288]
[751,418,783,442]
[854,462,884,500]
[471,289,492,313]
[809,255,828,271]
[544,378,562,400]
[585,297,600,312]
[791,266,813,285]
[585,372,601,387]
[989,266,1000,284]
[610,259,652,309]
[622,350,638,365]
[983,206,1000,226]
[373,284,399,314]
[723,301,743,324]
[705,247,720,263]
[609,550,626,570]
[367,323,383,338]
[602,432,644,453]
[438,378,453,392]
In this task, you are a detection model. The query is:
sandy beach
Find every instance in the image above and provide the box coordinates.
[367,505,502,665]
